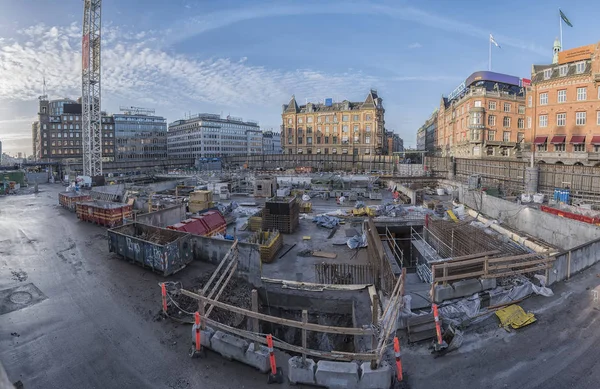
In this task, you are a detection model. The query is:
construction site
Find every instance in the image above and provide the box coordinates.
[4,153,600,389]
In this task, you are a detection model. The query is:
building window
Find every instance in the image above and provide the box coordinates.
[326,116,331,123]
[559,65,568,76]
[517,133,524,143]
[527,117,532,129]
[353,125,359,132]
[298,117,303,124]
[597,111,600,125]
[518,105,525,114]
[298,137,303,144]
[537,143,547,152]
[488,115,496,126]
[539,115,548,127]
[365,136,371,144]
[557,113,566,126]
[324,136,329,144]
[307,117,313,123]
[366,114,372,121]
[317,116,322,123]
[342,115,349,122]
[528,95,532,107]
[325,126,330,133]
[576,112,587,125]
[576,61,586,74]
[554,143,565,152]
[342,125,349,132]
[503,131,510,142]
[503,117,511,127]
[544,69,552,79]
[472,112,482,125]
[503,103,511,112]
[488,130,496,141]
[540,93,548,105]
[595,145,600,153]
[488,101,496,110]
[474,100,482,107]
[297,148,303,154]
[287,118,292,124]
[558,89,566,103]
[574,144,585,152]
[577,87,587,101]
[518,118,524,129]
[43,133,47,138]
[307,137,312,144]
[352,115,359,121]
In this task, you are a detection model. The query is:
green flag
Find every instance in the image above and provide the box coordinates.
[560,9,573,27]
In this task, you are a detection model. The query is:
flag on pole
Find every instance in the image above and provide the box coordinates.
[560,9,573,27]
[490,34,501,48]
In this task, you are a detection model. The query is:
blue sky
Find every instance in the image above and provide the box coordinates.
[0,0,594,154]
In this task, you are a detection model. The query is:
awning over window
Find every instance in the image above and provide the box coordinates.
[534,136,548,144]
[570,135,586,144]
[591,135,600,145]
[550,135,566,144]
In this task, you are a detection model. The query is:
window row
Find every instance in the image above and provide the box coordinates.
[539,87,596,105]
[538,111,600,127]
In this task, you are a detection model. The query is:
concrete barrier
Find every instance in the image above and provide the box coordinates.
[288,356,316,385]
[211,331,249,362]
[244,343,270,373]
[315,360,359,389]
[434,278,496,303]
[359,362,392,389]
[190,324,214,349]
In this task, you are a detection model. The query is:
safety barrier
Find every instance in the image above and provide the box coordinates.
[314,263,375,285]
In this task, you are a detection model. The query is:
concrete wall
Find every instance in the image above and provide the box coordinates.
[26,172,49,184]
[456,183,600,250]
[548,237,600,285]
[386,180,417,204]
[190,236,261,285]
[134,204,186,228]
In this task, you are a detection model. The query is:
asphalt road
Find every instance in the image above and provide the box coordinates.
[3,184,600,389]
[0,185,297,389]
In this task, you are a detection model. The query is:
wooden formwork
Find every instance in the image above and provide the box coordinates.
[248,209,264,232]
[247,230,283,263]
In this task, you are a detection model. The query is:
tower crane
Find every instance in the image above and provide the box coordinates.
[82,0,102,177]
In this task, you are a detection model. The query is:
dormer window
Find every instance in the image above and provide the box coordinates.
[576,62,586,74]
[559,65,568,76]
[543,69,552,80]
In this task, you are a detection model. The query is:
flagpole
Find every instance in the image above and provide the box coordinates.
[489,35,492,71]
[559,9,563,47]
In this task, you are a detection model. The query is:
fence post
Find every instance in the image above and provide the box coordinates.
[302,310,308,365]
[371,294,379,369]
[252,289,259,350]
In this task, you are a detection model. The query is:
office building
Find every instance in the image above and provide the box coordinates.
[526,40,600,165]
[32,97,115,162]
[417,109,438,153]
[281,90,385,155]
[114,107,167,162]
[437,71,529,158]
[167,114,262,159]
[262,131,282,154]
[385,131,404,155]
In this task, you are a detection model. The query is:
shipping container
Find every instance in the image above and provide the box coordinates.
[107,223,192,276]
[58,192,92,212]
[76,201,132,228]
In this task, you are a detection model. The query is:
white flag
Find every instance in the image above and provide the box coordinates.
[490,34,501,48]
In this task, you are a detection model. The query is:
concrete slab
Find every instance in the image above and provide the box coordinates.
[244,343,270,373]
[359,362,392,389]
[210,331,249,362]
[288,356,316,385]
[315,360,359,389]
[190,325,214,349]
[404,272,431,310]
[434,278,496,303]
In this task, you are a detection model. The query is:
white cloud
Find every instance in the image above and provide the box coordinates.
[408,42,422,49]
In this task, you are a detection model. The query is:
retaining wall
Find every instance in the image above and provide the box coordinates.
[134,204,186,228]
[453,182,600,250]
[26,172,49,184]
[547,237,600,285]
[386,181,417,204]
[189,236,261,285]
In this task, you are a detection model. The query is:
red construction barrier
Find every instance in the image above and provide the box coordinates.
[393,336,403,381]
[195,312,201,352]
[161,283,167,313]
[433,303,442,345]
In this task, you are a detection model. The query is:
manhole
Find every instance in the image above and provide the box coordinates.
[9,291,33,305]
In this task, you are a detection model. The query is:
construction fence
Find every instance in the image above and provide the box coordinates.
[314,263,376,285]
[426,156,600,204]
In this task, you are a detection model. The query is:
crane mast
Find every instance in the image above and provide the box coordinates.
[82,0,102,177]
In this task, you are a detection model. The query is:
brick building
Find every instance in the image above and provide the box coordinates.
[525,39,600,165]
[32,97,115,162]
[281,90,385,156]
[437,71,529,159]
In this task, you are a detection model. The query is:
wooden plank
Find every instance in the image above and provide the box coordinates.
[201,315,376,361]
[488,258,552,271]
[200,241,238,295]
[180,289,373,336]
[444,250,501,263]
[205,254,237,301]
[481,264,553,279]
[433,257,487,269]
[251,289,259,350]
[312,251,338,259]
[433,269,486,282]
[486,253,545,264]
[206,262,238,317]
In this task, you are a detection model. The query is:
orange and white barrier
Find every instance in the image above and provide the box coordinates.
[161,283,168,313]
[266,334,283,384]
[433,303,443,344]
[393,336,403,382]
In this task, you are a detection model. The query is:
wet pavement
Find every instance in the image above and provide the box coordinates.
[0,185,298,389]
